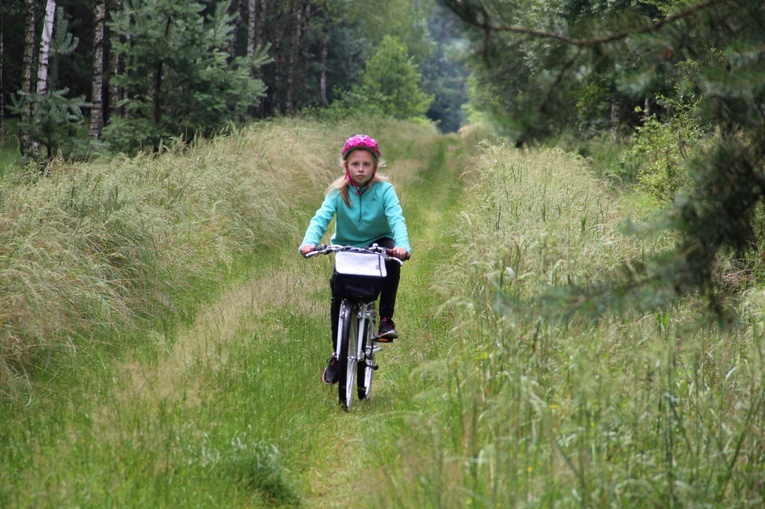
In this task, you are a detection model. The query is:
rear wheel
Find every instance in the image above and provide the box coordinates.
[337,300,358,409]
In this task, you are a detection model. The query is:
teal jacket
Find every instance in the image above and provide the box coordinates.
[301,181,411,252]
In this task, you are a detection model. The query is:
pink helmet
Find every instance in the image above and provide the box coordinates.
[341,134,380,160]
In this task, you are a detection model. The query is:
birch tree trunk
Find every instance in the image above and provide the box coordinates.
[32,0,57,158]
[36,0,57,97]
[89,0,106,140]
[20,0,37,152]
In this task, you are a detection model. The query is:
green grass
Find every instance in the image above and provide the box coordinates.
[2,119,763,508]
[0,135,21,178]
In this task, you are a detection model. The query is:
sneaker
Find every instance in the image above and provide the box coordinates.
[322,354,339,384]
[378,317,398,342]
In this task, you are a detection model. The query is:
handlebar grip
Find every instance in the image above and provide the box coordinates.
[384,248,411,261]
[302,244,329,258]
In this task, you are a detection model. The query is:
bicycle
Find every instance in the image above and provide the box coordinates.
[305,244,405,410]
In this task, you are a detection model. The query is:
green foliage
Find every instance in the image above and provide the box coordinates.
[620,95,709,201]
[325,35,434,121]
[104,0,268,153]
[8,89,88,160]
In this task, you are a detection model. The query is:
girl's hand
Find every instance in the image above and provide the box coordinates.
[300,244,315,256]
[389,246,410,260]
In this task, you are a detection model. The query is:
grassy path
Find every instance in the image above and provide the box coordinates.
[0,129,470,508]
[299,134,468,507]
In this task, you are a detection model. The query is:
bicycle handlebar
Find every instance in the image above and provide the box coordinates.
[303,244,408,264]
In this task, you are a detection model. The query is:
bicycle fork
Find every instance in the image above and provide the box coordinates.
[358,304,380,372]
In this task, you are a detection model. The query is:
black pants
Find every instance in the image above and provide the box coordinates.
[330,237,401,348]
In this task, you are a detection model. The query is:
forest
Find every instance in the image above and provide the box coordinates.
[0,0,467,157]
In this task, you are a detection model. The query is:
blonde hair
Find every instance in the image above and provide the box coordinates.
[327,157,388,206]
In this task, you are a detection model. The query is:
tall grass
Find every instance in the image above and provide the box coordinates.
[379,143,765,507]
[0,118,437,400]
[0,117,445,508]
[0,126,22,179]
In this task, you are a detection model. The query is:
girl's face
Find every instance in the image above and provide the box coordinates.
[345,149,377,187]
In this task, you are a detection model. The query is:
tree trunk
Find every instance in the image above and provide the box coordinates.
[246,0,258,117]
[89,0,106,140]
[256,0,265,56]
[108,0,124,120]
[610,100,620,139]
[154,15,173,125]
[271,3,283,115]
[298,2,312,109]
[33,0,57,158]
[319,15,329,107]
[0,17,5,144]
[255,0,267,117]
[285,0,300,115]
[36,0,56,97]
[287,0,310,114]
[228,0,244,60]
[247,0,257,62]
[20,0,36,152]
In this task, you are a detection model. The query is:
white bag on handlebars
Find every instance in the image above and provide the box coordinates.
[333,251,387,302]
[334,251,387,278]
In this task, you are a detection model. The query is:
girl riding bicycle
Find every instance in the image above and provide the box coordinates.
[299,134,411,384]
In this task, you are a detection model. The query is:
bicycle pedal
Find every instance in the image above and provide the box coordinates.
[372,346,382,353]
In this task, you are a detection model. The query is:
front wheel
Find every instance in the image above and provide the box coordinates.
[357,311,377,400]
[337,300,358,409]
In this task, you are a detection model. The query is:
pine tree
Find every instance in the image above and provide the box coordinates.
[105,0,268,153]
[337,35,434,120]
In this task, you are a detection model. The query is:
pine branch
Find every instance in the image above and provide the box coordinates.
[440,0,722,48]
